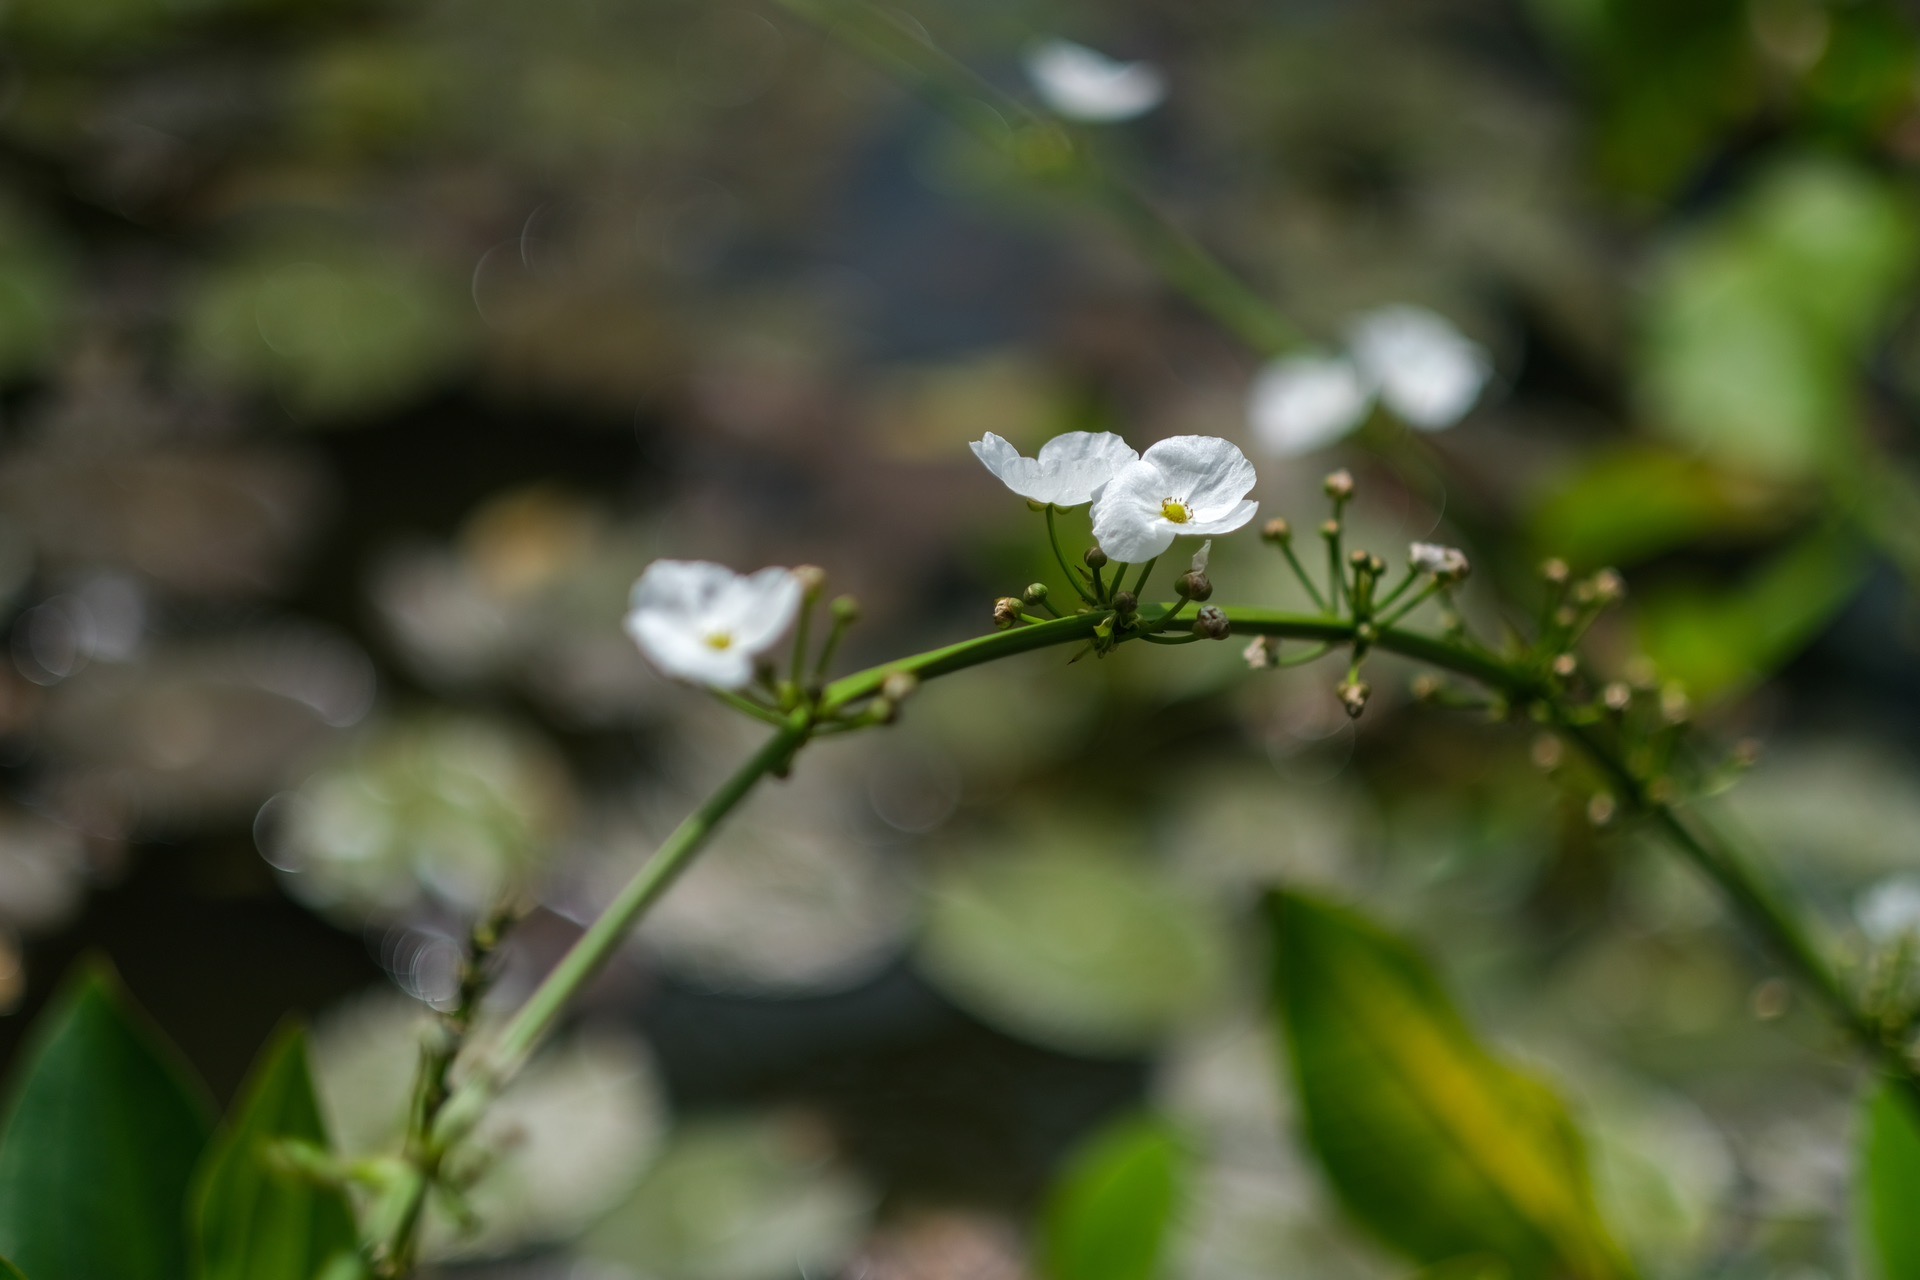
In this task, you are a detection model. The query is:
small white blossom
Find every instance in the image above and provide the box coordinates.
[970,431,1138,508]
[1190,540,1213,574]
[1348,305,1491,431]
[1860,876,1920,943]
[1409,542,1470,579]
[1090,435,1258,563]
[1024,39,1166,123]
[1243,635,1276,669]
[624,560,802,690]
[1247,353,1372,457]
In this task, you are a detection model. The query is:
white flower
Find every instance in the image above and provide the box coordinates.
[970,430,1139,507]
[1409,542,1470,579]
[1024,39,1166,123]
[1090,436,1259,563]
[1348,305,1492,431]
[624,560,802,690]
[1247,353,1372,457]
[1860,876,1920,943]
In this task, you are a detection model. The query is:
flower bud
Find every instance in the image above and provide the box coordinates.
[1243,636,1277,669]
[1083,546,1108,569]
[1320,519,1340,540]
[1541,558,1570,586]
[1261,518,1291,545]
[1602,681,1632,712]
[1337,678,1371,719]
[1191,605,1230,640]
[1349,549,1371,569]
[793,564,828,596]
[1323,469,1355,500]
[1177,570,1213,602]
[1022,582,1050,606]
[881,671,919,703]
[1530,734,1563,771]
[1111,591,1137,616]
[992,597,1022,629]
[831,595,861,624]
[1587,794,1617,827]
[1410,542,1470,581]
[1588,568,1625,605]
[1410,674,1442,703]
[1551,653,1577,679]
[1660,681,1690,724]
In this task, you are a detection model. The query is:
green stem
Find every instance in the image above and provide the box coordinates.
[1130,556,1160,599]
[1278,541,1329,613]
[1046,507,1097,604]
[431,717,810,1150]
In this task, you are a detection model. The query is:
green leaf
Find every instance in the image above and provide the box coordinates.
[193,1024,362,1280]
[1636,524,1869,703]
[0,959,214,1280]
[1858,1082,1920,1280]
[1040,1114,1187,1280]
[1527,446,1804,569]
[1265,891,1632,1280]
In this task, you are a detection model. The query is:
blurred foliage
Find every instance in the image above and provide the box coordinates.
[0,0,1911,1274]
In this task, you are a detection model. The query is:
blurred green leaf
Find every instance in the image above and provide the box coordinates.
[1858,1082,1920,1280]
[193,1023,361,1280]
[1641,156,1917,478]
[0,960,214,1280]
[184,245,473,423]
[1528,445,1803,567]
[1040,1113,1187,1280]
[917,837,1230,1055]
[1265,891,1632,1280]
[1636,524,1868,703]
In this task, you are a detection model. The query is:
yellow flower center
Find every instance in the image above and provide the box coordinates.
[1160,499,1191,524]
[705,631,735,651]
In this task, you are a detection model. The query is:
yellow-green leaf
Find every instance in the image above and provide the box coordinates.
[1040,1114,1187,1280]
[1265,891,1632,1280]
[0,960,214,1280]
[193,1023,362,1280]
[1858,1082,1920,1280]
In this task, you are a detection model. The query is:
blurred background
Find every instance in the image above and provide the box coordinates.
[0,0,1918,1276]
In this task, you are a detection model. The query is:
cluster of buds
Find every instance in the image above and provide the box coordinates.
[1409,541,1470,582]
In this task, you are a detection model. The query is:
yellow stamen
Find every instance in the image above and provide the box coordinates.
[705,632,734,651]
[1161,499,1191,524]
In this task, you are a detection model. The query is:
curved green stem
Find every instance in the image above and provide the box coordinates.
[1045,507,1097,604]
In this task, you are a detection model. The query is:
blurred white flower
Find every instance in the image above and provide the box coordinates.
[1024,39,1166,123]
[1091,436,1258,563]
[969,430,1137,507]
[1859,876,1920,942]
[624,560,802,690]
[1408,541,1470,578]
[1247,353,1372,457]
[1246,307,1491,455]
[1348,304,1492,431]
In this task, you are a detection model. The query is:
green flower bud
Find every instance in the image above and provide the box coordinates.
[1022,582,1050,606]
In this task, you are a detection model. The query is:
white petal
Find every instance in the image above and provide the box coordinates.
[1090,458,1179,563]
[1025,39,1166,123]
[1184,498,1259,537]
[970,430,1136,507]
[1348,306,1491,431]
[1032,431,1139,505]
[716,567,804,655]
[1136,435,1257,519]
[1247,354,1372,455]
[626,611,757,689]
[627,559,737,624]
[1190,540,1212,573]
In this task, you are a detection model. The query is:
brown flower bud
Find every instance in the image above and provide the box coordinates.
[1111,591,1137,616]
[1083,546,1108,569]
[992,597,1022,629]
[1177,570,1213,602]
[1191,605,1230,640]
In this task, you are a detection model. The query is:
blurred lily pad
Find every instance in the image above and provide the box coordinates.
[264,713,573,920]
[185,245,473,422]
[917,832,1232,1055]
[582,1113,874,1280]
